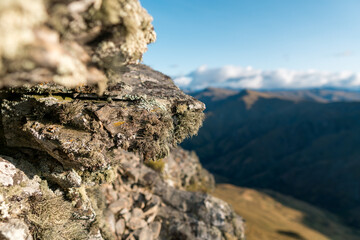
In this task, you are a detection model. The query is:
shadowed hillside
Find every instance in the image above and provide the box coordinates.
[214,184,360,240]
[183,88,360,228]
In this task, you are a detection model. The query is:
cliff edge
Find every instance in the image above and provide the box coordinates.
[0,1,245,239]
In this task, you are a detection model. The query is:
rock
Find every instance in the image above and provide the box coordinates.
[0,158,19,187]
[0,64,205,170]
[162,147,215,192]
[127,217,147,230]
[143,204,158,218]
[104,210,116,233]
[108,198,132,213]
[149,221,161,239]
[131,208,144,218]
[122,211,132,222]
[138,226,153,240]
[0,1,246,240]
[0,219,32,240]
[0,0,156,88]
[115,218,126,236]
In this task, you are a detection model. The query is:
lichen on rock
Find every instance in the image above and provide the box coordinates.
[0,0,246,239]
[0,0,156,90]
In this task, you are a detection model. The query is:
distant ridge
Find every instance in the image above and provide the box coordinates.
[192,87,239,101]
[183,87,360,228]
[190,87,360,103]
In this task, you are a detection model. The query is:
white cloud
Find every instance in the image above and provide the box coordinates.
[173,76,192,87]
[173,65,360,90]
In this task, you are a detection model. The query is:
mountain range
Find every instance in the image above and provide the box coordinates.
[182,87,360,228]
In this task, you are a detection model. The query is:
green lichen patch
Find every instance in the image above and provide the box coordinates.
[173,110,205,143]
[185,174,213,194]
[79,167,117,185]
[145,159,165,173]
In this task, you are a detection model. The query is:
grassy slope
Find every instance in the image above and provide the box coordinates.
[213,184,360,240]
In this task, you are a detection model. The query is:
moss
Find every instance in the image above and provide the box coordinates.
[58,101,84,124]
[1,184,25,198]
[28,180,87,240]
[175,104,188,114]
[173,110,205,143]
[30,95,73,102]
[121,107,173,161]
[185,175,212,193]
[78,167,117,185]
[145,158,165,173]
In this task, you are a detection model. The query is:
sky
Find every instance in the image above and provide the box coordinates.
[140,0,360,90]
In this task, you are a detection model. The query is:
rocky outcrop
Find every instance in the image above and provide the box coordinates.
[0,0,155,89]
[0,60,245,240]
[0,145,245,240]
[0,0,245,239]
[161,147,215,192]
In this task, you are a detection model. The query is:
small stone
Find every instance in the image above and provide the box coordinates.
[66,169,82,187]
[141,171,158,186]
[146,212,157,224]
[109,198,131,213]
[143,204,158,217]
[131,207,144,218]
[115,219,125,236]
[104,210,116,233]
[144,192,152,201]
[149,221,161,239]
[139,226,153,240]
[127,217,147,230]
[122,211,132,222]
[108,190,118,202]
[124,166,140,182]
[0,158,20,187]
[0,219,31,240]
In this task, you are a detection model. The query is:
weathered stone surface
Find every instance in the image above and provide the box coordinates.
[138,226,153,240]
[149,221,161,239]
[0,139,245,240]
[101,148,246,240]
[162,147,215,192]
[109,199,132,213]
[0,0,155,89]
[0,64,205,170]
[0,219,32,240]
[104,209,116,233]
[115,218,126,236]
[127,217,147,230]
[0,1,246,240]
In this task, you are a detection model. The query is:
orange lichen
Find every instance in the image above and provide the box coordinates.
[113,121,125,127]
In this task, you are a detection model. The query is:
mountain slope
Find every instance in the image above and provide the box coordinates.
[214,184,360,240]
[183,88,360,227]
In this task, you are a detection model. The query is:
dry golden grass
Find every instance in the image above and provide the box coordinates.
[213,184,360,240]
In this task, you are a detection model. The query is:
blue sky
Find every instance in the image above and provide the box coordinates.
[141,0,360,80]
